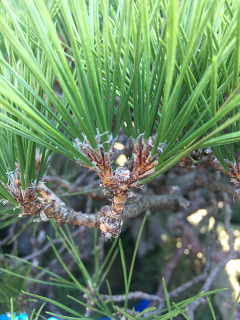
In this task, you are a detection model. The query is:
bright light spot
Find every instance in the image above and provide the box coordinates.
[200,225,208,233]
[184,248,190,255]
[208,217,215,231]
[217,225,240,299]
[123,121,135,127]
[234,230,240,237]
[187,209,208,225]
[187,244,192,249]
[197,252,204,259]
[234,236,240,250]
[114,142,125,151]
[217,225,230,251]
[221,238,229,250]
[161,233,168,241]
[226,259,240,300]
[176,242,182,249]
[116,154,128,166]
[233,229,240,251]
[218,201,224,208]
[176,238,182,248]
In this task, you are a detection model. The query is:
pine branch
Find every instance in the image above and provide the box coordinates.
[19,183,191,231]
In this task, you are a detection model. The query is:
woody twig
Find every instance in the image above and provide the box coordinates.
[74,134,165,239]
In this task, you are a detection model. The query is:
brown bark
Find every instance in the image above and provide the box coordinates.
[5,135,165,239]
[74,134,164,238]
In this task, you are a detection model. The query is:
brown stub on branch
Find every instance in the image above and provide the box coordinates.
[179,148,240,186]
[75,134,164,239]
[4,178,50,220]
[224,158,240,186]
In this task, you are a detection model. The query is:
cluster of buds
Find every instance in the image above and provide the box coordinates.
[179,149,219,168]
[179,148,240,187]
[4,177,41,216]
[3,170,54,222]
[225,157,240,186]
[75,133,165,239]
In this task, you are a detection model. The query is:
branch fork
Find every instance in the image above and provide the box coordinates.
[74,134,164,239]
[2,135,164,239]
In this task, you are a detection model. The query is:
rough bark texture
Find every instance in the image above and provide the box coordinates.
[74,134,164,238]
[180,148,240,186]
[2,135,165,239]
[6,144,240,240]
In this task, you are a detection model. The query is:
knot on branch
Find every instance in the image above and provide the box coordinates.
[100,205,123,239]
[74,133,165,239]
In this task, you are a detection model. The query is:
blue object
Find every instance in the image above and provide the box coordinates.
[96,297,151,319]
[0,314,17,320]
[134,298,151,312]
[18,313,29,320]
[0,313,58,320]
[1,313,16,320]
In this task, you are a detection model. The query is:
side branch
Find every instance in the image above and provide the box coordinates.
[195,175,240,202]
[37,183,101,228]
[32,184,191,230]
[123,193,191,220]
